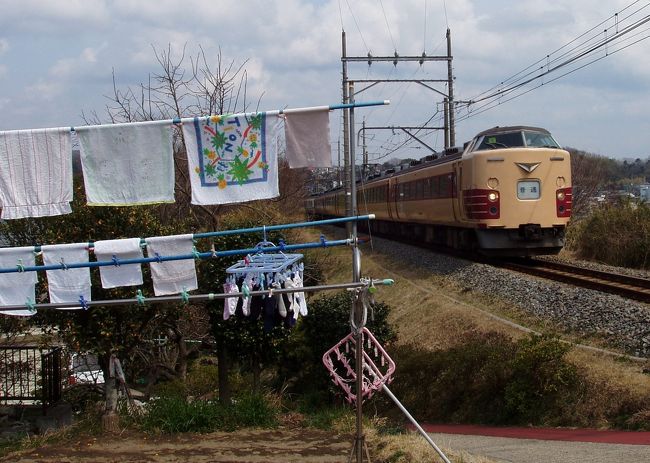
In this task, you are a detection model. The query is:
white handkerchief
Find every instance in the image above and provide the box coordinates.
[0,246,38,316]
[145,234,198,296]
[93,238,143,289]
[42,243,91,307]
[77,123,175,206]
[0,128,73,219]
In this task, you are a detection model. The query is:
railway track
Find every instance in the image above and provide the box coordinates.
[493,258,650,303]
[356,229,650,303]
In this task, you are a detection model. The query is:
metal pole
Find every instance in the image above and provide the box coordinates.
[444,97,450,149]
[382,384,452,463]
[349,81,365,463]
[446,28,455,147]
[342,30,352,226]
[362,119,367,180]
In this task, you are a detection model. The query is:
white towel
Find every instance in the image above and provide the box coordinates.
[0,246,38,316]
[76,122,175,206]
[41,243,91,307]
[93,238,143,289]
[0,128,72,219]
[145,234,198,296]
[182,113,280,205]
[284,109,332,168]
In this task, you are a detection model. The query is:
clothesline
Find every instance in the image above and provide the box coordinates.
[0,237,353,275]
[0,279,394,313]
[2,214,374,273]
[70,101,390,132]
[0,101,389,219]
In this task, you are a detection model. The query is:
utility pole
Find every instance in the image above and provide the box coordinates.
[362,119,367,180]
[342,31,352,220]
[447,28,455,147]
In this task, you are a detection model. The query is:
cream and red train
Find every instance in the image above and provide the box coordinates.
[307,126,572,256]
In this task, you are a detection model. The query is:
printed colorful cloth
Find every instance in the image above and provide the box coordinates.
[182,113,280,205]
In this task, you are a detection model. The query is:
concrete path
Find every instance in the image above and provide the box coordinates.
[420,424,650,463]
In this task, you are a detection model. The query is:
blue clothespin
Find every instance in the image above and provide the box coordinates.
[16,259,25,272]
[191,246,201,260]
[79,295,89,311]
[25,297,36,314]
[136,290,146,306]
[154,252,163,263]
[60,257,68,270]
[111,255,120,266]
[320,235,327,246]
[180,288,190,304]
[278,239,286,251]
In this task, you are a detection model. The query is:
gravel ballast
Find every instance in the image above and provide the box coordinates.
[366,236,650,357]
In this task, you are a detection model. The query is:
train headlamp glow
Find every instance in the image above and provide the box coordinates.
[557,191,565,201]
[487,192,499,202]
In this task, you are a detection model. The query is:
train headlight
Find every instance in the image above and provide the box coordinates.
[487,191,499,202]
[557,191,565,201]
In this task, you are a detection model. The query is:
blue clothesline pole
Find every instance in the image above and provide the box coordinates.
[71,101,390,131]
[193,214,375,239]
[28,214,374,253]
[1,237,355,275]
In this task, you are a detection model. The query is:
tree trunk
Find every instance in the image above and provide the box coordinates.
[217,342,231,406]
[103,377,119,432]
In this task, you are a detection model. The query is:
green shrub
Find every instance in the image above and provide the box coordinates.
[380,332,584,426]
[567,200,650,269]
[138,392,278,433]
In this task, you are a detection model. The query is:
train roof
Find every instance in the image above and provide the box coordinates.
[475,126,551,137]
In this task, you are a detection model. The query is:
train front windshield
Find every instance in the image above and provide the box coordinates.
[473,130,561,151]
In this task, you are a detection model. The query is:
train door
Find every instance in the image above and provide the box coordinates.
[388,178,399,220]
[452,162,462,221]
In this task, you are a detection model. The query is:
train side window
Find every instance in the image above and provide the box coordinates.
[423,178,431,199]
[431,176,439,198]
[416,180,424,199]
[440,176,449,197]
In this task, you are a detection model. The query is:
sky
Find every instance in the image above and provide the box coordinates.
[0,0,649,162]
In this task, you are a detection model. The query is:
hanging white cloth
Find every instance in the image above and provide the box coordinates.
[76,122,175,206]
[145,234,198,296]
[223,281,239,320]
[182,113,280,205]
[283,109,332,168]
[0,246,38,316]
[93,238,143,288]
[41,243,91,307]
[0,127,73,219]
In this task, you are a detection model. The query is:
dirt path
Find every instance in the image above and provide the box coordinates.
[1,427,353,463]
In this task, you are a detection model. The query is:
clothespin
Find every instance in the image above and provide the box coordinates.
[180,288,190,304]
[136,290,146,306]
[60,257,68,270]
[25,297,36,314]
[154,252,163,263]
[278,239,286,251]
[16,259,25,272]
[242,283,250,298]
[320,235,327,246]
[111,255,120,266]
[79,295,89,311]
[210,242,217,258]
[243,254,251,265]
[191,246,201,260]
[208,293,215,300]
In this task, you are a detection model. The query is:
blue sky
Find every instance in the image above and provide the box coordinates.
[0,0,648,161]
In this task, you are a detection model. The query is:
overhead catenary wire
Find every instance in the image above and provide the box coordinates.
[459,1,650,121]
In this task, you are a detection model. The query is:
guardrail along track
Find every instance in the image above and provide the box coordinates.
[494,259,650,303]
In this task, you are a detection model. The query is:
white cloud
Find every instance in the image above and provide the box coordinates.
[0,38,8,55]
